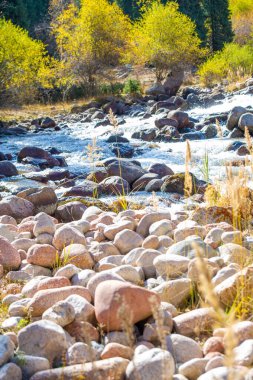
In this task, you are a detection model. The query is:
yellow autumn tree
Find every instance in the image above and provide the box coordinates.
[130,1,203,81]
[0,19,54,103]
[52,0,132,93]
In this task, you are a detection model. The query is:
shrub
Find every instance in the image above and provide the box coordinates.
[100,82,124,95]
[199,43,253,86]
[123,79,142,95]
[0,18,54,103]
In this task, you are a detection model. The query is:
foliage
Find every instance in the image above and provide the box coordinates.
[0,19,54,102]
[229,0,253,44]
[204,0,233,52]
[199,42,253,85]
[100,82,124,95]
[129,1,203,81]
[123,79,142,94]
[52,0,131,94]
[0,0,49,32]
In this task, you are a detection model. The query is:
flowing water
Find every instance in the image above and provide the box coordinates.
[1,93,253,201]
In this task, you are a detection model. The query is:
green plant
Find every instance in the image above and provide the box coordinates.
[123,79,142,95]
[100,82,124,95]
[199,43,253,85]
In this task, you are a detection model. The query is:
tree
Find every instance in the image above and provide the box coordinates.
[229,0,253,44]
[113,0,139,19]
[0,0,49,33]
[52,0,131,94]
[130,1,203,82]
[176,0,207,43]
[0,19,54,102]
[204,0,233,51]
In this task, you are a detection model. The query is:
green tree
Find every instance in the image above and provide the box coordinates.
[113,0,139,19]
[176,0,207,42]
[204,0,233,51]
[130,1,203,81]
[0,19,54,102]
[0,0,49,32]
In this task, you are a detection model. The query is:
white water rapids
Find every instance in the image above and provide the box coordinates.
[1,93,253,202]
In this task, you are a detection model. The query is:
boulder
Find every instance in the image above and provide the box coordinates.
[126,348,175,380]
[0,335,14,366]
[42,300,75,327]
[107,159,146,184]
[148,163,174,177]
[153,279,191,306]
[173,308,216,337]
[114,229,143,254]
[0,196,34,221]
[17,187,58,215]
[0,363,22,380]
[0,236,21,270]
[30,357,129,380]
[0,161,18,177]
[226,106,247,131]
[18,320,68,365]
[99,176,130,195]
[94,280,160,331]
[137,211,171,237]
[28,286,91,316]
[27,244,57,268]
[53,225,86,250]
[238,113,253,133]
[55,201,87,222]
[170,334,203,364]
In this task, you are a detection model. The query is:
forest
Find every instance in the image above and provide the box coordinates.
[0,0,253,104]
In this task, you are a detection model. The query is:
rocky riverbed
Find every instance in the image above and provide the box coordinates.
[1,81,253,380]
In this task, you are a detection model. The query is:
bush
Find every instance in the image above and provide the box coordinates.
[100,82,124,95]
[199,43,253,86]
[123,79,142,95]
[0,19,54,103]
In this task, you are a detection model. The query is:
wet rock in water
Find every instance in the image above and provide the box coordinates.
[63,180,101,198]
[18,146,60,168]
[226,106,247,131]
[225,141,245,151]
[55,201,87,222]
[86,169,108,183]
[150,100,176,114]
[106,134,129,143]
[111,143,134,158]
[0,161,18,177]
[131,127,158,141]
[0,196,34,221]
[132,173,159,191]
[237,145,250,156]
[107,159,146,184]
[227,128,244,138]
[95,280,159,331]
[167,110,189,129]
[201,124,217,139]
[41,117,56,129]
[145,179,163,192]
[99,176,130,195]
[161,173,199,195]
[238,112,253,133]
[17,187,58,215]
[181,131,205,141]
[154,117,178,129]
[148,163,174,177]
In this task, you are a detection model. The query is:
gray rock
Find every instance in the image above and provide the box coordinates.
[12,355,50,380]
[42,300,75,326]
[18,320,68,365]
[0,335,14,366]
[126,348,175,380]
[0,363,22,380]
[168,238,217,259]
[170,334,202,364]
